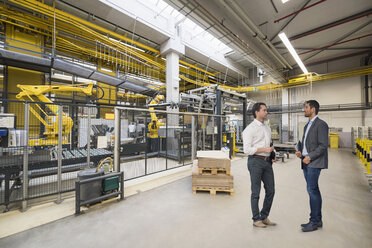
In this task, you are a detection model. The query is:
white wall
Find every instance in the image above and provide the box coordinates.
[248,55,372,141]
[290,76,371,132]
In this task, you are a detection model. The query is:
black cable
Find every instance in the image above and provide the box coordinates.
[93,84,105,101]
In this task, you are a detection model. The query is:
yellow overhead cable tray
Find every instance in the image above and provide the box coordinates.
[8,0,159,54]
[7,0,164,69]
[0,4,221,85]
[2,2,372,93]
[6,0,216,77]
[179,66,372,92]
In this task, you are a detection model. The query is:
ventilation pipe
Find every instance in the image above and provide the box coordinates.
[221,0,292,70]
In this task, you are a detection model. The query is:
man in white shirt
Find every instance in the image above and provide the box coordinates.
[242,102,276,228]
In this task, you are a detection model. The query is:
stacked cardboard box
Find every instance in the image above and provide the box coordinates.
[192,150,234,196]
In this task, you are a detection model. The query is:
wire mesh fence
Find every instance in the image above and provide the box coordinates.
[114,107,229,181]
[0,100,114,209]
[0,99,229,210]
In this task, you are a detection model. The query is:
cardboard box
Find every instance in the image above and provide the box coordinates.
[197,157,231,170]
[192,161,233,188]
[196,150,229,159]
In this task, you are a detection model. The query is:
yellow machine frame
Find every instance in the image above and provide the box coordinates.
[147,95,165,139]
[16,83,95,146]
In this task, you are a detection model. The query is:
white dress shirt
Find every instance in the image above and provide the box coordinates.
[242,119,272,156]
[302,115,318,158]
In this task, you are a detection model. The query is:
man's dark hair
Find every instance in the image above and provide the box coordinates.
[252,102,267,118]
[306,100,320,114]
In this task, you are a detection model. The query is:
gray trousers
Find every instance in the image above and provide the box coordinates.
[247,156,275,222]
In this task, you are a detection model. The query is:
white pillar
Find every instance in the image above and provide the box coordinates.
[282,88,289,142]
[160,29,185,127]
[165,51,180,126]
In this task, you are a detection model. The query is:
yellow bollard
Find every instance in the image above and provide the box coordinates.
[364,142,372,171]
[367,146,371,175]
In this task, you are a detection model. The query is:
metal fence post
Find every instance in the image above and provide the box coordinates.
[22,102,29,211]
[145,111,148,175]
[191,115,195,162]
[120,171,124,200]
[87,105,91,168]
[114,107,120,172]
[75,180,80,215]
[212,117,215,150]
[165,113,168,170]
[202,116,205,150]
[56,104,63,204]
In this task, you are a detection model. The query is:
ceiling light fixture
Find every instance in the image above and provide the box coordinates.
[281,0,290,3]
[278,32,308,74]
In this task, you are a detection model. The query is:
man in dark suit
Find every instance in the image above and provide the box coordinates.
[295,100,329,232]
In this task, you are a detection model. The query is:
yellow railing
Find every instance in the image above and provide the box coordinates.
[356,138,372,175]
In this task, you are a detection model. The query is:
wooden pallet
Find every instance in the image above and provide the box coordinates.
[193,186,234,196]
[198,168,231,175]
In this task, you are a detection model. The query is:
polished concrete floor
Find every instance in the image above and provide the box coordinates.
[1,149,371,248]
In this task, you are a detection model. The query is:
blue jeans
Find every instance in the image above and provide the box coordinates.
[303,165,322,223]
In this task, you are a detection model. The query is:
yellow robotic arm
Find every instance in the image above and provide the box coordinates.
[16,83,95,146]
[147,95,165,138]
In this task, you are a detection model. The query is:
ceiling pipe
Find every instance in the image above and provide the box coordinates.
[278,47,372,51]
[269,0,278,13]
[222,0,292,69]
[219,0,292,70]
[303,20,372,61]
[274,0,327,23]
[305,50,371,66]
[272,9,372,45]
[270,0,312,42]
[299,33,372,55]
[179,0,286,82]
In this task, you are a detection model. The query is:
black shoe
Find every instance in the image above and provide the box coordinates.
[301,220,322,228]
[302,223,319,232]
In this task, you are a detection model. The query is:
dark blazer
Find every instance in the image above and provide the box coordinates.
[299,117,329,169]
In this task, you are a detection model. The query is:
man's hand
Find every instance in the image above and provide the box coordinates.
[303,156,310,164]
[266,146,274,153]
[272,158,277,163]
[295,151,302,158]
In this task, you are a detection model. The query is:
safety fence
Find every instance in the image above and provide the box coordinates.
[0,99,230,211]
[0,99,115,211]
[354,126,372,191]
[113,106,229,181]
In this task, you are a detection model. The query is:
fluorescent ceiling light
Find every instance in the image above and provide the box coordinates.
[281,0,290,3]
[278,32,308,74]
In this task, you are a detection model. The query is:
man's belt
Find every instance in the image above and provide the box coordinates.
[252,155,271,162]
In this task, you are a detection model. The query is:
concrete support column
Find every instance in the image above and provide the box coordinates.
[165,51,180,126]
[281,88,289,143]
[160,27,185,127]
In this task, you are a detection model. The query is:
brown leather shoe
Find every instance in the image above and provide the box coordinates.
[253,221,267,228]
[262,218,277,226]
